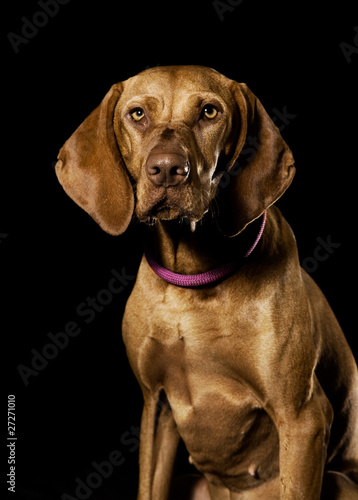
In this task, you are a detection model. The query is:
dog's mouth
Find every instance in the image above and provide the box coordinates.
[137,200,195,223]
[136,189,206,224]
[153,203,178,219]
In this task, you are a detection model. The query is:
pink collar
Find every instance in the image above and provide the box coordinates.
[145,211,267,287]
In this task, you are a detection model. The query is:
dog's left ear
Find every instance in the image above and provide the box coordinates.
[217,82,295,237]
[56,83,134,236]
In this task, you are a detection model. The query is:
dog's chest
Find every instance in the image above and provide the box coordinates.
[123,278,265,411]
[123,277,279,479]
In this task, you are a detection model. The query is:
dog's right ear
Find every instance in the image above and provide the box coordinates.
[55,83,134,236]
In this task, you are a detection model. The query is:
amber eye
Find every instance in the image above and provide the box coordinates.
[203,105,218,120]
[130,108,145,122]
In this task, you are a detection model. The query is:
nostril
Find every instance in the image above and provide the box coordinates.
[171,164,190,177]
[170,167,181,177]
[149,166,161,175]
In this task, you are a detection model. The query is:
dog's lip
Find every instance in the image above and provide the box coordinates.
[136,197,173,219]
[138,198,202,222]
[147,199,181,216]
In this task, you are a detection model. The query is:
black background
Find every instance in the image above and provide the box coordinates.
[3,1,358,499]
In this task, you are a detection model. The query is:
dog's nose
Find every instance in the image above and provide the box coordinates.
[146,152,190,187]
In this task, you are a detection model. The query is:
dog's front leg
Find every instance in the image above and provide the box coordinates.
[137,392,180,500]
[276,377,333,499]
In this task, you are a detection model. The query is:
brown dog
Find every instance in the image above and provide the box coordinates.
[56,66,358,499]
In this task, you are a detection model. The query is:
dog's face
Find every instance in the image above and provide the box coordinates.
[114,66,238,224]
[56,65,295,236]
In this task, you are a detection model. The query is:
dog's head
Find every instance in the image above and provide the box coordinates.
[56,66,295,236]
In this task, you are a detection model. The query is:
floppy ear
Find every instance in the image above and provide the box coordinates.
[217,82,295,237]
[55,83,134,236]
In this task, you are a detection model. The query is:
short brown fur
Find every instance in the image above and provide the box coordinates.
[56,66,358,499]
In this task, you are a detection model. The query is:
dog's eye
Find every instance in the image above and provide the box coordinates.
[130,108,145,122]
[202,105,218,120]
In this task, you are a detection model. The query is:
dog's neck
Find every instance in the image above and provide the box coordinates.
[146,213,266,276]
[152,219,229,275]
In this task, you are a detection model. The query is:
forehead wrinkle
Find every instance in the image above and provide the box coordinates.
[122,94,164,113]
[177,91,227,107]
[170,91,228,121]
[124,66,233,98]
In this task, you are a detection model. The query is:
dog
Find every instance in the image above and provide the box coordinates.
[56,66,358,499]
